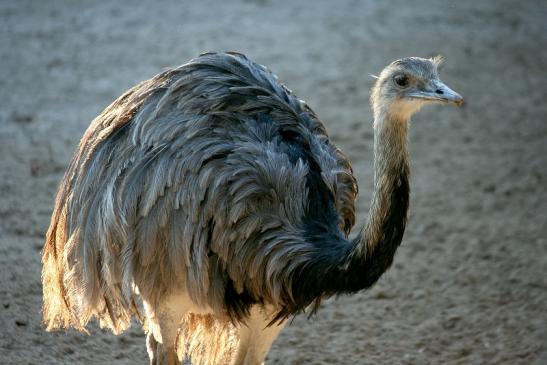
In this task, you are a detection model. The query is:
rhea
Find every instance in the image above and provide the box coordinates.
[42,52,463,365]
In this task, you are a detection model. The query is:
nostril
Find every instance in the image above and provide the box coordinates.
[435,89,444,95]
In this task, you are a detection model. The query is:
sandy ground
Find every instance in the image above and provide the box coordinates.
[1,0,547,364]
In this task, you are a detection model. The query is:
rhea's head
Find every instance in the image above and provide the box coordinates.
[370,56,463,121]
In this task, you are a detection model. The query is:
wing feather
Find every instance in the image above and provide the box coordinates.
[42,52,359,332]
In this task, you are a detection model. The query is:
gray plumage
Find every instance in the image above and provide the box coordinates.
[42,52,462,365]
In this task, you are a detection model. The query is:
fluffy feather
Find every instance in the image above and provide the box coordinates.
[42,52,358,335]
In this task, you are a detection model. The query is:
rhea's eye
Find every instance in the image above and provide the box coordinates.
[393,74,409,88]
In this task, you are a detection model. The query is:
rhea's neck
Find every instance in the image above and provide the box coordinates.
[354,105,411,261]
[281,102,413,305]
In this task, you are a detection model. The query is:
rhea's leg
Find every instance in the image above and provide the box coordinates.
[231,306,286,365]
[144,293,191,365]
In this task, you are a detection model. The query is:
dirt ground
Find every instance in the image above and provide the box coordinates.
[1,0,546,364]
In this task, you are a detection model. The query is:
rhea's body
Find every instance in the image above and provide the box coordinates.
[42,52,462,365]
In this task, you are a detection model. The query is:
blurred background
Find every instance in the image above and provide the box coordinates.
[1,0,546,364]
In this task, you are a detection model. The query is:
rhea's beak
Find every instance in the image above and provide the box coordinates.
[408,79,464,106]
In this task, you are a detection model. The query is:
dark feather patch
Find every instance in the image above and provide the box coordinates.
[275,164,409,320]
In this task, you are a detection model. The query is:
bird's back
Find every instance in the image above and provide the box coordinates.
[42,52,358,332]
